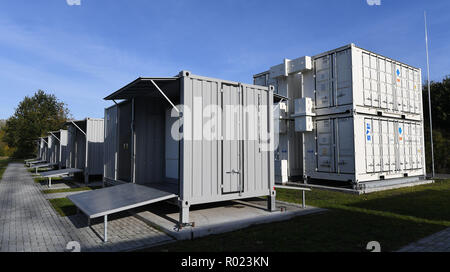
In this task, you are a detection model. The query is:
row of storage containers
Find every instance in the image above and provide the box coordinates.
[36,120,104,183]
[253,44,426,185]
[254,44,423,118]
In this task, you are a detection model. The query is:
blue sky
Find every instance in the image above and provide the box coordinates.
[0,0,449,120]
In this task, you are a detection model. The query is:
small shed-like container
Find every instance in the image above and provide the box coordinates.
[43,136,50,162]
[66,118,104,183]
[48,130,68,168]
[103,71,276,223]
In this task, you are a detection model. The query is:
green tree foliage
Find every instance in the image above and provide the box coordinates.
[3,90,70,158]
[0,120,15,157]
[422,76,450,173]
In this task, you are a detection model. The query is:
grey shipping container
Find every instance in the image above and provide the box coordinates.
[103,71,276,224]
[48,130,68,168]
[66,118,105,183]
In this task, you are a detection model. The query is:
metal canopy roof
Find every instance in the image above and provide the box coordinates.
[273,93,288,103]
[104,77,180,100]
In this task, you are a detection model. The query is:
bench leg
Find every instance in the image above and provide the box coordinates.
[104,215,108,243]
[302,191,306,209]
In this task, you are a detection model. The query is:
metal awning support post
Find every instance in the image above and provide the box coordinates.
[71,121,87,136]
[49,132,60,142]
[150,80,180,114]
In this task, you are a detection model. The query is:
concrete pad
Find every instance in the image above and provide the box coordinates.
[134,198,326,241]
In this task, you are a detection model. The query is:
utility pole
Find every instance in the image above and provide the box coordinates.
[424,11,435,178]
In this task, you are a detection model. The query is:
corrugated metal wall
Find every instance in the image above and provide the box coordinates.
[86,118,104,176]
[134,98,165,185]
[181,75,274,205]
[60,130,68,168]
[104,106,118,181]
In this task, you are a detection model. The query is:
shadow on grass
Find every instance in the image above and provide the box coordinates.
[49,198,78,217]
[349,188,450,223]
[146,206,446,252]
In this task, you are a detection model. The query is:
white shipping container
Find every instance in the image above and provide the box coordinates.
[254,44,426,187]
[303,114,425,183]
[255,44,423,120]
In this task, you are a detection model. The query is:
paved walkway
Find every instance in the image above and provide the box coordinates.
[0,163,172,252]
[398,227,450,252]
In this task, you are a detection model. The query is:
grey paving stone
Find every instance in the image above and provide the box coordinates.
[398,227,450,252]
[0,163,173,252]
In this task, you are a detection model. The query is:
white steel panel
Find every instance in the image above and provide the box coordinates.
[222,83,242,193]
[411,124,417,169]
[397,121,405,171]
[372,119,381,172]
[316,119,334,173]
[381,120,390,172]
[388,121,396,172]
[365,118,374,173]
[315,55,332,109]
[336,50,352,106]
[337,117,354,173]
[404,123,412,170]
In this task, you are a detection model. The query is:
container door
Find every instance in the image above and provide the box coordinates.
[404,123,412,170]
[105,106,118,180]
[410,124,417,169]
[336,117,354,174]
[370,55,380,108]
[335,50,352,106]
[386,61,395,111]
[414,71,421,114]
[315,56,332,109]
[397,121,405,171]
[402,67,409,112]
[118,102,132,182]
[416,124,423,169]
[365,118,374,173]
[316,119,334,173]
[222,83,243,194]
[408,69,415,113]
[379,59,388,109]
[363,53,373,107]
[381,120,390,172]
[395,64,403,112]
[388,121,396,172]
[372,119,381,172]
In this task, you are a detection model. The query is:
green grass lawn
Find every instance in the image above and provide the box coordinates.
[42,186,102,194]
[49,198,78,217]
[34,176,64,183]
[143,179,450,252]
[0,157,10,180]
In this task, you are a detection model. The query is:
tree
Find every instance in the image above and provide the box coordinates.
[3,90,70,158]
[0,121,15,157]
[422,76,450,173]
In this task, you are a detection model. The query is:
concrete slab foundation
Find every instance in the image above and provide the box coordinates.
[134,198,326,241]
